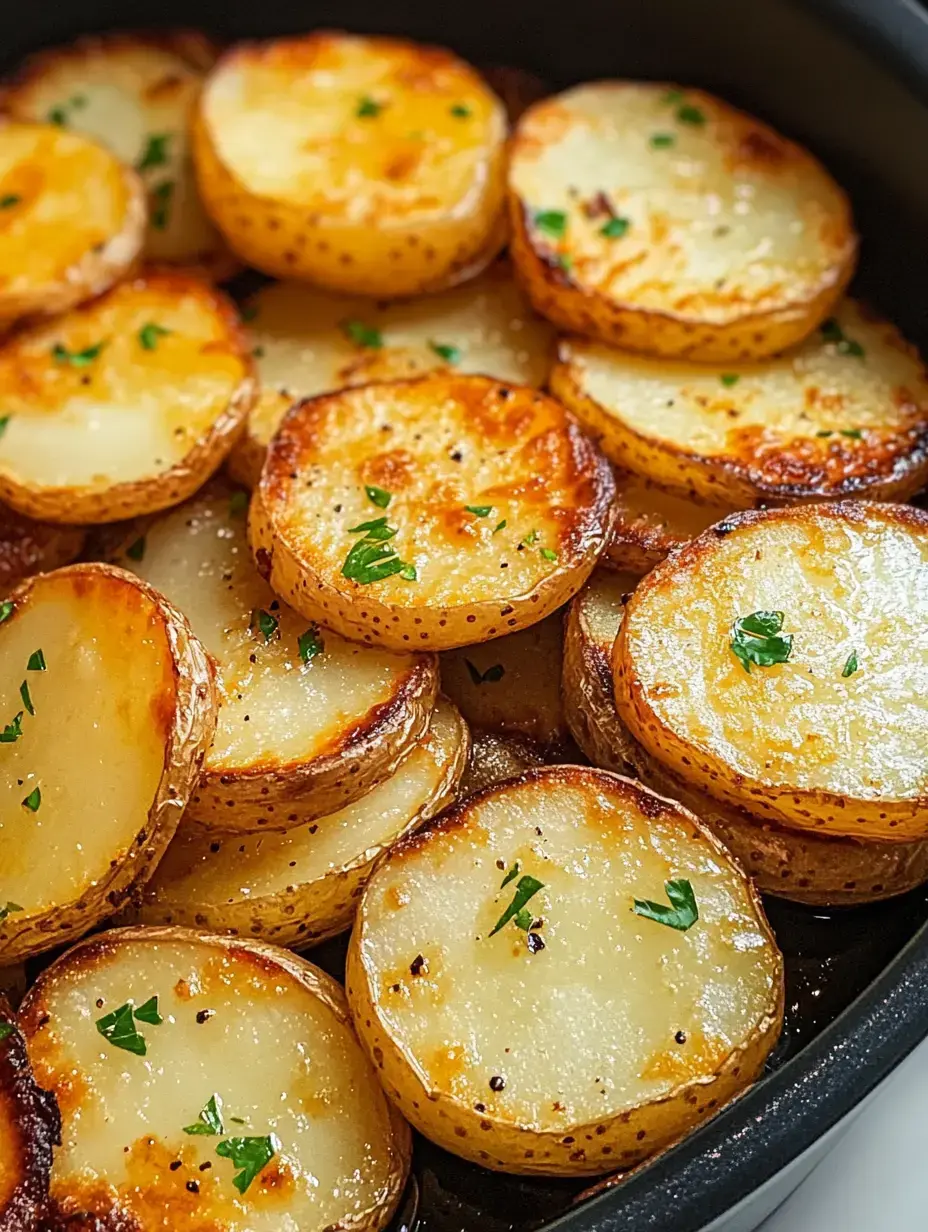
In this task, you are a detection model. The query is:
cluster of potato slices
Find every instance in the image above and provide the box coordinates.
[2,18,928,1230]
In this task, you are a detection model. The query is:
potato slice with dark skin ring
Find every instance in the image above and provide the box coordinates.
[604,472,726,575]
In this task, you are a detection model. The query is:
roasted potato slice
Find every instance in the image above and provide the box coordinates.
[616,502,928,841]
[108,483,438,831]
[227,262,556,486]
[18,926,411,1232]
[193,32,508,296]
[605,472,725,574]
[251,375,615,651]
[0,120,144,328]
[552,300,928,505]
[567,567,928,904]
[457,728,547,797]
[128,698,468,945]
[2,32,235,279]
[0,504,85,591]
[0,564,217,963]
[0,998,60,1232]
[347,766,783,1176]
[0,272,254,524]
[441,612,568,750]
[508,83,856,360]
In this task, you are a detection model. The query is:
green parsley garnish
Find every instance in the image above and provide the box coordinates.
[250,609,279,643]
[676,103,705,126]
[0,195,20,209]
[150,180,175,230]
[19,681,33,716]
[126,537,146,562]
[500,861,521,889]
[534,210,567,238]
[229,490,249,517]
[465,660,504,686]
[842,650,859,678]
[650,132,675,149]
[184,1093,225,1136]
[136,133,171,172]
[252,345,265,359]
[0,602,12,623]
[216,1134,280,1194]
[134,996,162,1025]
[0,712,24,743]
[0,1023,13,1042]
[490,874,545,936]
[520,530,540,547]
[0,417,10,439]
[347,516,395,538]
[840,428,863,440]
[342,517,415,584]
[52,341,106,367]
[540,547,558,562]
[730,610,793,673]
[430,340,462,364]
[720,373,740,387]
[26,649,45,672]
[365,485,392,509]
[633,878,698,931]
[342,320,383,349]
[820,317,865,358]
[0,903,22,923]
[450,103,471,118]
[400,563,417,581]
[47,95,85,127]
[465,505,492,517]
[600,216,630,239]
[21,786,40,812]
[138,322,171,351]
[663,89,685,104]
[48,106,68,126]
[356,95,383,118]
[493,519,507,534]
[298,625,324,664]
[95,998,161,1055]
[556,252,573,272]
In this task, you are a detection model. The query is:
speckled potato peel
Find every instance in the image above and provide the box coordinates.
[456,728,548,798]
[347,766,783,1176]
[0,564,218,963]
[508,82,856,360]
[250,374,615,651]
[604,473,725,574]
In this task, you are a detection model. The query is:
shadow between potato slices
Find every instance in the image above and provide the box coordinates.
[0,996,59,1231]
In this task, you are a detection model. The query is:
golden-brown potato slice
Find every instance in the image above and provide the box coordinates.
[457,728,547,797]
[193,32,508,296]
[227,262,556,487]
[552,300,928,505]
[441,612,567,750]
[0,564,217,963]
[347,766,783,1176]
[251,375,615,651]
[2,32,235,279]
[508,83,856,360]
[128,698,468,945]
[0,998,60,1232]
[0,272,254,524]
[605,472,725,574]
[567,566,928,905]
[108,484,438,831]
[0,120,145,328]
[0,505,85,592]
[18,927,410,1232]
[616,502,928,841]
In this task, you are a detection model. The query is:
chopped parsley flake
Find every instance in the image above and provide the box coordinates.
[820,317,865,358]
[0,1023,13,1042]
[450,103,471,118]
[229,490,249,517]
[520,530,540,547]
[633,878,698,931]
[663,89,685,104]
[21,786,40,812]
[47,95,86,127]
[465,505,492,517]
[650,132,675,149]
[600,216,630,239]
[52,341,106,367]
[730,610,793,673]
[430,340,462,364]
[490,874,545,937]
[556,252,573,272]
[126,537,146,562]
[252,345,265,359]
[500,861,521,889]
[540,547,558,562]
[720,373,740,387]
[342,517,415,584]
[0,417,10,439]
[399,563,418,581]
[534,210,567,238]
[0,712,24,743]
[95,998,161,1055]
[347,516,395,539]
[0,602,12,623]
[133,996,162,1025]
[26,649,45,672]
[356,95,383,118]
[184,1093,225,1136]
[19,681,33,716]
[465,660,504,686]
[215,1134,280,1194]
[138,322,171,351]
[840,428,863,440]
[493,519,507,534]
[342,320,383,349]
[842,650,859,678]
[365,485,392,509]
[676,103,705,126]
[150,180,175,230]
[0,195,21,209]
[250,609,279,643]
[298,625,324,663]
[136,133,172,172]
[0,902,22,923]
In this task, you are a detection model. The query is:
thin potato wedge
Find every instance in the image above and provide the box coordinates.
[2,32,235,279]
[0,272,254,524]
[347,766,783,1176]
[227,262,556,487]
[567,567,928,905]
[508,83,856,360]
[0,999,60,1232]
[128,698,468,946]
[441,612,567,750]
[615,502,928,841]
[18,926,411,1232]
[552,300,928,505]
[457,728,547,798]
[108,484,438,831]
[0,120,145,328]
[250,375,615,651]
[0,564,217,963]
[193,32,508,296]
[605,472,724,574]
[0,505,85,592]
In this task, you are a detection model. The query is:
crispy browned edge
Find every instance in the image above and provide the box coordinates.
[0,564,219,963]
[17,925,412,1232]
[0,271,256,525]
[347,764,785,1176]
[0,997,60,1232]
[615,500,928,839]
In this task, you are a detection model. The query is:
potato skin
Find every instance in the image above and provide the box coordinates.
[602,472,726,575]
[0,507,85,593]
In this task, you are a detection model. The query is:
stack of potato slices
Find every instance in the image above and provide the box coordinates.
[0,21,926,1227]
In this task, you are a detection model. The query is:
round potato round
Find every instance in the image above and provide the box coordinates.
[552,300,928,505]
[227,262,556,487]
[0,564,218,963]
[0,505,85,593]
[109,484,438,831]
[18,926,411,1232]
[615,502,928,841]
[508,83,856,360]
[250,375,615,651]
[128,698,468,946]
[0,120,145,329]
[193,32,508,296]
[0,272,255,524]
[347,766,783,1176]
[1,32,235,280]
[605,473,725,574]
[0,1000,60,1232]
[456,728,548,798]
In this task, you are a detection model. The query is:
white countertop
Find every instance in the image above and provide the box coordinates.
[760,1030,928,1229]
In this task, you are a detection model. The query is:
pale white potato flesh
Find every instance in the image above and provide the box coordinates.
[129,699,468,946]
[441,612,567,749]
[108,484,438,831]
[508,83,856,360]
[228,263,556,486]
[552,300,928,505]
[193,32,508,296]
[347,766,783,1175]
[19,928,411,1232]
[0,272,254,524]
[250,375,615,651]
[616,502,928,840]
[0,120,145,328]
[0,565,217,963]
[605,472,725,574]
[2,32,234,279]
[457,728,547,798]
